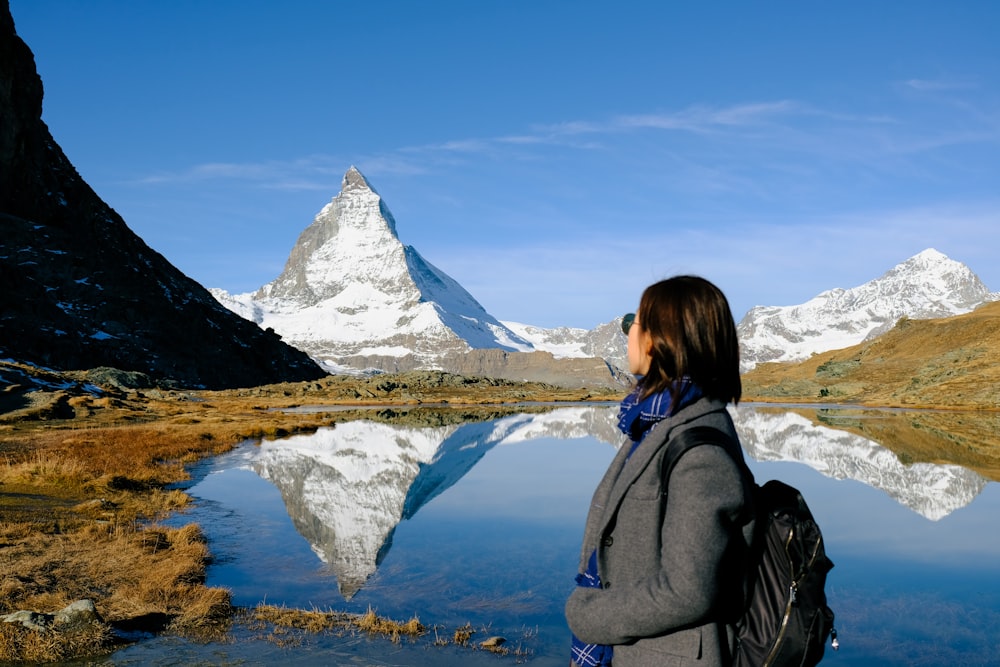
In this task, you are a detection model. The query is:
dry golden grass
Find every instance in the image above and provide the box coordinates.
[0,409,338,661]
[0,520,220,618]
[0,621,116,664]
[0,519,231,661]
[355,606,425,639]
[252,604,424,642]
[249,605,529,658]
[453,622,475,646]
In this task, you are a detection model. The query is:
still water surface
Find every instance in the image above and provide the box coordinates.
[100,404,1000,666]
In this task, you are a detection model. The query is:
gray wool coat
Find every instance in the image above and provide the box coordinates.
[565,397,755,667]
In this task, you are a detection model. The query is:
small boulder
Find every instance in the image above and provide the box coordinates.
[54,599,103,632]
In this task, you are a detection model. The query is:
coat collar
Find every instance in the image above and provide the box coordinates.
[599,397,730,531]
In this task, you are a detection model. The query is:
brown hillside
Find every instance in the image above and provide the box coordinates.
[742,300,1000,409]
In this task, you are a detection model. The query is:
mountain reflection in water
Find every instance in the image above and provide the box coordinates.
[249,407,618,598]
[242,403,991,602]
[147,403,1000,666]
[735,407,989,521]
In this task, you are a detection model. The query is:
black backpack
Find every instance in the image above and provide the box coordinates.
[665,426,839,667]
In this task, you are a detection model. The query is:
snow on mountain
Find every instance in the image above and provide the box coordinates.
[209,172,995,384]
[501,321,590,358]
[211,167,533,372]
[738,248,998,371]
[504,318,629,372]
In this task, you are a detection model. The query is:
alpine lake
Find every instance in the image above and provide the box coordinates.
[88,403,1000,667]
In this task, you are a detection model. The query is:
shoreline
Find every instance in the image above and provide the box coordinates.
[3,367,1000,661]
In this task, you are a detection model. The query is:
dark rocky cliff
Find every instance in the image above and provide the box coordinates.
[0,2,325,388]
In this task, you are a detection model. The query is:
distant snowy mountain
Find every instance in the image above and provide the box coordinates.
[738,249,998,371]
[212,167,625,387]
[501,322,591,358]
[503,318,628,372]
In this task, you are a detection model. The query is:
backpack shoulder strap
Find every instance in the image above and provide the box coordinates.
[665,425,758,633]
[663,425,746,482]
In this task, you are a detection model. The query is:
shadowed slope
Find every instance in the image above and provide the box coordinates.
[0,3,325,388]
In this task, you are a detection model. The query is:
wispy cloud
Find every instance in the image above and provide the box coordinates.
[135,156,341,189]
[901,77,978,92]
[131,92,998,206]
[403,139,493,154]
[617,100,800,132]
[396,97,933,172]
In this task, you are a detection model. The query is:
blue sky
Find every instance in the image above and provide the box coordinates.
[10,1,1000,328]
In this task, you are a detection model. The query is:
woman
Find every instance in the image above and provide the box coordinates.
[566,276,755,667]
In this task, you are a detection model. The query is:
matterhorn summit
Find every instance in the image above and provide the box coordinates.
[738,248,998,371]
[212,167,536,373]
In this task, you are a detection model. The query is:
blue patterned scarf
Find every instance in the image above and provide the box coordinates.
[570,379,702,667]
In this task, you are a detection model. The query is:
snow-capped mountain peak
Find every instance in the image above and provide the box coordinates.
[211,167,533,371]
[738,248,997,371]
[256,166,404,306]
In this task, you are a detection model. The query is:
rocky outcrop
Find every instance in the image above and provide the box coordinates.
[333,348,629,389]
[0,3,326,389]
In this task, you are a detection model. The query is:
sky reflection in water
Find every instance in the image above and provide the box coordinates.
[150,404,1000,667]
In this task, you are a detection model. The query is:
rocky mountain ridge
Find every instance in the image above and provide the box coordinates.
[738,248,997,371]
[0,3,325,389]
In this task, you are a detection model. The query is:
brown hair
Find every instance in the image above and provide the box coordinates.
[636,275,742,407]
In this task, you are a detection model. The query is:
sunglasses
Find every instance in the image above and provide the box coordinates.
[621,313,635,335]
